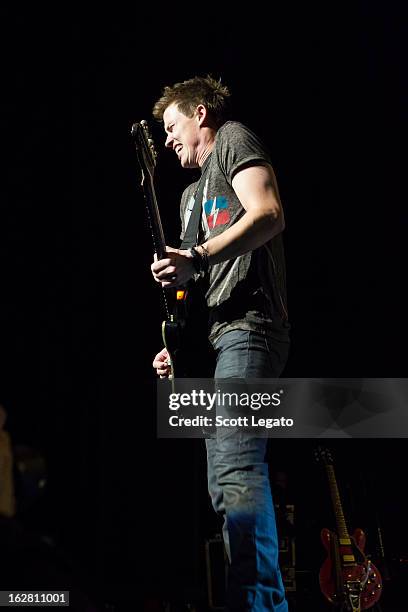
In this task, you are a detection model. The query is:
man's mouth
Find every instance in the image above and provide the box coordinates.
[175,144,183,156]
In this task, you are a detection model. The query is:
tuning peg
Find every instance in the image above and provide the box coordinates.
[141,120,151,134]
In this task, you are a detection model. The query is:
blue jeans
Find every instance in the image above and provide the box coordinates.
[206,330,289,612]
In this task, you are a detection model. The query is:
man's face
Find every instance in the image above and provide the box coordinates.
[163,103,200,168]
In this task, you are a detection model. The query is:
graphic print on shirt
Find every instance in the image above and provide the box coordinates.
[204,195,230,230]
[183,180,230,240]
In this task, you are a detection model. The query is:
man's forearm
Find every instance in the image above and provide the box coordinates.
[198,208,284,265]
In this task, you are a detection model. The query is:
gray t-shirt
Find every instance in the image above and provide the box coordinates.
[180,121,289,346]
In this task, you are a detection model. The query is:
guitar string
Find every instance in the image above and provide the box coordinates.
[143,191,171,320]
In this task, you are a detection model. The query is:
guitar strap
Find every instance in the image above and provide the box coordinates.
[180,153,212,249]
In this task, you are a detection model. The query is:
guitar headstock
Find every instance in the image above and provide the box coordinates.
[131,120,158,181]
[314,446,334,466]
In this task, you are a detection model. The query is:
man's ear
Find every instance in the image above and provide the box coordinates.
[195,104,209,126]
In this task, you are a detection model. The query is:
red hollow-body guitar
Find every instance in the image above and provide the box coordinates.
[316,447,382,612]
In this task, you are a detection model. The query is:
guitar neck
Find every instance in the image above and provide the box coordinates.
[142,171,167,260]
[131,121,166,259]
[326,465,350,542]
[131,119,173,322]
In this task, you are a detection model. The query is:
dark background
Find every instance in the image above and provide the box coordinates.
[1,3,407,610]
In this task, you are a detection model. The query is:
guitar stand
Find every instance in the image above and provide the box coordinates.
[335,599,384,612]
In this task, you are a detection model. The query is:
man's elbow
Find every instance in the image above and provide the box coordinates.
[267,207,285,237]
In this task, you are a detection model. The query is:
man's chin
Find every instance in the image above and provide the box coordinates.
[180,159,198,169]
[180,160,192,169]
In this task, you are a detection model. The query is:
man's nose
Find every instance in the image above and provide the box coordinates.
[165,134,174,148]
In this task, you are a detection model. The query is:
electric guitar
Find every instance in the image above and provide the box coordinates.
[131,120,211,378]
[315,447,382,611]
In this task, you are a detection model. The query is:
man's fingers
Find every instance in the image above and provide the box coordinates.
[157,368,170,376]
[151,258,173,273]
[159,279,177,288]
[153,357,168,368]
[155,266,176,279]
[152,349,170,370]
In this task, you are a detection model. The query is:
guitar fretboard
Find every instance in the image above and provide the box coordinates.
[326,465,350,541]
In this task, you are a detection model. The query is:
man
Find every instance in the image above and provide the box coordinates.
[151,76,290,612]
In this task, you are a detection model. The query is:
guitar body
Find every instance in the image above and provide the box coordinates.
[320,528,382,609]
[315,447,383,611]
[162,279,214,378]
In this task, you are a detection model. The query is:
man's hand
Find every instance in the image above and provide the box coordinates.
[151,246,195,288]
[153,347,172,378]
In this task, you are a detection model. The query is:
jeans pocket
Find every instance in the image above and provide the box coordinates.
[264,336,290,377]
